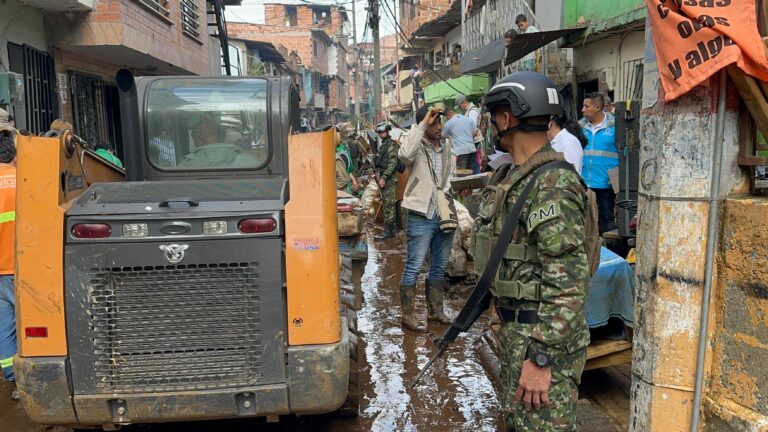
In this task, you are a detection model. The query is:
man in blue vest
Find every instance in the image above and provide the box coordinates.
[579,92,618,234]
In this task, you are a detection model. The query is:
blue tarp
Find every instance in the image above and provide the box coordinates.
[585,247,635,329]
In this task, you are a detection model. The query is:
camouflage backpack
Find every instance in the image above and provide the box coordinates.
[582,188,602,276]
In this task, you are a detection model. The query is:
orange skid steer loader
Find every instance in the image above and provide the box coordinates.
[13,71,359,428]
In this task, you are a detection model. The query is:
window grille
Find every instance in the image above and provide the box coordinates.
[181,0,201,39]
[135,0,171,19]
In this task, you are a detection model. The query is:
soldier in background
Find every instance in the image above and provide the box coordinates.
[475,71,590,430]
[373,122,399,240]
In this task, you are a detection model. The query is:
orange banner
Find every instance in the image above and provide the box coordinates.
[646,0,768,101]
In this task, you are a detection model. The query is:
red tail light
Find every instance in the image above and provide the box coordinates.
[238,218,277,234]
[25,326,48,338]
[71,223,112,239]
[629,216,638,231]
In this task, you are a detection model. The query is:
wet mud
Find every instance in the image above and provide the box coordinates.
[2,230,625,431]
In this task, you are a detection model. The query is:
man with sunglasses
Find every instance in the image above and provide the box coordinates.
[474,71,590,431]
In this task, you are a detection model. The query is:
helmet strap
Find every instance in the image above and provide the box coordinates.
[493,119,549,152]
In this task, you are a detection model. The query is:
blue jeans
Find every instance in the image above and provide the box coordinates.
[0,275,15,381]
[400,212,454,286]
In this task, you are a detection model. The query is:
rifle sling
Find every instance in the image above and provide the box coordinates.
[448,160,575,334]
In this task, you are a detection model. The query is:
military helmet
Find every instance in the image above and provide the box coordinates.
[483,71,562,119]
[374,122,392,133]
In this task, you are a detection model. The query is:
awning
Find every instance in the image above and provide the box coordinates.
[424,74,489,104]
[504,28,585,65]
[460,38,506,75]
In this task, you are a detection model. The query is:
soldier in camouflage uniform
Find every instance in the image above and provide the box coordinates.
[374,122,399,240]
[474,71,590,431]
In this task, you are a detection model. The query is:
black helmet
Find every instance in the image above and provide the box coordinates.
[484,71,562,148]
[484,71,562,119]
[374,122,391,133]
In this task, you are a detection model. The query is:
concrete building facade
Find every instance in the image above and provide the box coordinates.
[0,0,232,158]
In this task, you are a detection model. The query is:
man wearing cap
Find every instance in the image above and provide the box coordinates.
[472,71,590,430]
[456,95,483,174]
[397,106,455,331]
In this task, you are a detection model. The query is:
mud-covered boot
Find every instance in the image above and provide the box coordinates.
[374,223,396,241]
[426,279,452,324]
[399,284,425,332]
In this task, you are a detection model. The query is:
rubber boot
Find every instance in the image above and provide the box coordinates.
[399,285,425,332]
[426,279,452,324]
[374,222,396,241]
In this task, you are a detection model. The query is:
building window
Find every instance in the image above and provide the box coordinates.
[134,0,171,21]
[71,71,122,156]
[7,43,58,135]
[227,44,242,76]
[181,0,201,40]
[410,0,416,18]
[285,6,297,26]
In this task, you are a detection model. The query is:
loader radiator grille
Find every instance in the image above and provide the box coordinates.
[88,262,263,393]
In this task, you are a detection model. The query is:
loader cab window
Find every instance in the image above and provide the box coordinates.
[146,78,270,170]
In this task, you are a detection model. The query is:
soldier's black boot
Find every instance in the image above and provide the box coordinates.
[426,279,452,324]
[374,223,396,241]
[400,285,425,332]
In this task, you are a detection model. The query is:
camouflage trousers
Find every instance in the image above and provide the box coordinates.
[499,322,586,431]
[381,181,398,227]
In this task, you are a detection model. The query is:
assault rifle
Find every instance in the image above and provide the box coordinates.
[410,160,574,388]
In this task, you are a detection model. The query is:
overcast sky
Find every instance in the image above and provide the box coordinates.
[224,0,399,43]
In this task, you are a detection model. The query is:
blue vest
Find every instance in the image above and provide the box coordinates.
[579,113,618,189]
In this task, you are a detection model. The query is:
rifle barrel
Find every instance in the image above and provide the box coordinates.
[409,344,447,389]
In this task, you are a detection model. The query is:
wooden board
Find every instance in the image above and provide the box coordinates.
[585,339,633,371]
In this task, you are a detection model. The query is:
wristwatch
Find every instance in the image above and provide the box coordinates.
[528,351,553,368]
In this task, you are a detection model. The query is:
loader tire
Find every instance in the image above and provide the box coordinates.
[338,305,361,416]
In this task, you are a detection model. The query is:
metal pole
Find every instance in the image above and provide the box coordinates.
[395,0,400,105]
[351,0,361,126]
[371,0,381,122]
[689,69,727,432]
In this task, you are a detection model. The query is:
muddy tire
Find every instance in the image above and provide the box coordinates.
[340,253,364,310]
[338,305,361,416]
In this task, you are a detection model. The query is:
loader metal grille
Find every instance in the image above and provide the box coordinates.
[87,262,263,393]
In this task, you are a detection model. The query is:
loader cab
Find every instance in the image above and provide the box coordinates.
[117,71,294,181]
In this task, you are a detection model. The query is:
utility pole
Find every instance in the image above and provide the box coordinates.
[370,0,381,122]
[351,0,361,127]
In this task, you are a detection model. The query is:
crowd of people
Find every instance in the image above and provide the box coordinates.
[356,61,620,429]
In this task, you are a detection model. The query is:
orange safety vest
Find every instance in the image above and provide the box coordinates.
[0,164,15,275]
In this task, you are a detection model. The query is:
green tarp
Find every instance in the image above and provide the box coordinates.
[424,74,490,105]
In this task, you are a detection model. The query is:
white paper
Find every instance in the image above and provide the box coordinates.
[488,151,514,170]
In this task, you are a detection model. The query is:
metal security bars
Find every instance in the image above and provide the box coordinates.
[135,0,171,19]
[181,0,202,39]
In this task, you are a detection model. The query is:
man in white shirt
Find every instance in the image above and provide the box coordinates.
[547,114,584,174]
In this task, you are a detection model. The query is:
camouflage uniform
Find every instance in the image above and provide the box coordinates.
[377,137,399,228]
[472,145,590,431]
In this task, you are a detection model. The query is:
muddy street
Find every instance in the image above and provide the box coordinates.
[2,231,626,432]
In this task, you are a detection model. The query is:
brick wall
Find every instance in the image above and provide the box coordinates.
[400,0,453,41]
[229,22,333,75]
[47,0,212,76]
